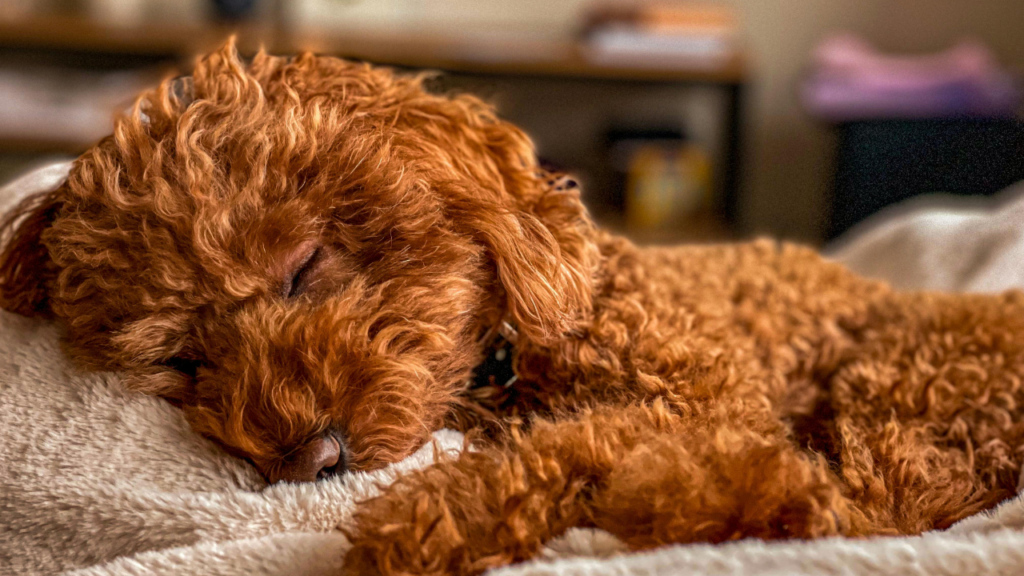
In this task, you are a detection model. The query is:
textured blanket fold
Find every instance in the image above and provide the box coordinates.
[4,164,1024,576]
[827,180,1024,293]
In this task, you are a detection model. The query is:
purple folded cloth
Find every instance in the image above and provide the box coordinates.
[801,34,1020,121]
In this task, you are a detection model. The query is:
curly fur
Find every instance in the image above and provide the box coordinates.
[4,40,1024,575]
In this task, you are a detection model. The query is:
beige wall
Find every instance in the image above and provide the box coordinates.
[295,0,1024,241]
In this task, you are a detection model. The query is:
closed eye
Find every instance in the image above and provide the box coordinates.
[282,245,321,299]
[163,355,203,379]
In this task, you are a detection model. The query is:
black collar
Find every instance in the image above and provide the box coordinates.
[468,320,519,390]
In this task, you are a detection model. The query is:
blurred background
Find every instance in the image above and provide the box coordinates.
[0,0,1021,245]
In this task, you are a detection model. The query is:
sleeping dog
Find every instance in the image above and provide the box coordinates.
[4,41,1024,575]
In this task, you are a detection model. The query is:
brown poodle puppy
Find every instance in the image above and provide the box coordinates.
[4,41,1024,575]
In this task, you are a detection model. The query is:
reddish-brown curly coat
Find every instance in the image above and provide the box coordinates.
[3,41,1024,576]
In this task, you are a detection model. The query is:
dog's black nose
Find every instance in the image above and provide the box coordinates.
[268,433,345,484]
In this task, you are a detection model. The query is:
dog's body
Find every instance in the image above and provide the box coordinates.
[4,43,1024,575]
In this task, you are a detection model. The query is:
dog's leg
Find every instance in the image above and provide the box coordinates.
[343,401,859,576]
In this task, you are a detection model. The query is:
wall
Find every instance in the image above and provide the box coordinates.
[719,0,1024,241]
[292,0,1024,241]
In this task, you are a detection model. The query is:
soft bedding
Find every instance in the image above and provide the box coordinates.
[827,181,1024,293]
[4,164,1024,576]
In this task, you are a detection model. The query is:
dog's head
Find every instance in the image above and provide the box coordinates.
[0,41,596,482]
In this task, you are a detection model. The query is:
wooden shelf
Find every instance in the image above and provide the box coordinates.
[0,13,747,84]
[292,29,746,84]
[0,136,90,154]
[0,14,274,58]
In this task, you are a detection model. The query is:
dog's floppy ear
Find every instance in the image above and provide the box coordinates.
[455,170,597,346]
[443,109,598,345]
[0,190,64,317]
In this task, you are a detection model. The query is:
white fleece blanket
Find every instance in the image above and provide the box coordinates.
[828,182,1024,293]
[4,163,1024,576]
